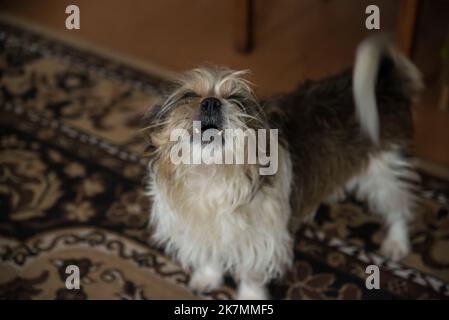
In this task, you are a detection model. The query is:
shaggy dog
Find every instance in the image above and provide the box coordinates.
[143,36,423,299]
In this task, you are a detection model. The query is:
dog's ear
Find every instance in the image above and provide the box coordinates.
[142,102,163,126]
[141,79,180,155]
[141,78,177,131]
[141,103,161,155]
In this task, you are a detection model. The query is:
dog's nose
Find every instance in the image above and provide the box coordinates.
[200,97,221,114]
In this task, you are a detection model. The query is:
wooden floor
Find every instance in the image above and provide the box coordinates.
[1,0,448,167]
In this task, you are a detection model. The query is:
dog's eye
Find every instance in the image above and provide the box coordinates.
[181,91,199,100]
[227,94,244,101]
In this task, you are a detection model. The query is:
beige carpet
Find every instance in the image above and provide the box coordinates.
[0,19,448,299]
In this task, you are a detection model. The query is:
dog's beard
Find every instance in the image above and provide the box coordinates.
[166,108,260,169]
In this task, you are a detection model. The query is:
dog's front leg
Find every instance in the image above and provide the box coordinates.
[188,264,223,294]
[237,274,268,300]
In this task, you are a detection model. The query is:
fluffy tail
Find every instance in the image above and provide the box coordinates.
[353,35,424,144]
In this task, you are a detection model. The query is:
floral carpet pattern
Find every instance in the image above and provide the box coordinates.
[0,20,449,300]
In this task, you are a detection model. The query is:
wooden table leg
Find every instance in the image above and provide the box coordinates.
[439,29,449,111]
[396,0,420,56]
[234,0,253,53]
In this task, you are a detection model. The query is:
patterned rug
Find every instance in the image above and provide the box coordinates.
[1,19,449,300]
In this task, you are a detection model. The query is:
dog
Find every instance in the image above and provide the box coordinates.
[142,36,423,299]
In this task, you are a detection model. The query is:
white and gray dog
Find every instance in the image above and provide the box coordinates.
[143,36,423,299]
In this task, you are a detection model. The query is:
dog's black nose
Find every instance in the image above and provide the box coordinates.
[200,97,221,114]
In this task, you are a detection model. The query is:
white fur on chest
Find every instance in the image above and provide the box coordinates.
[146,146,293,281]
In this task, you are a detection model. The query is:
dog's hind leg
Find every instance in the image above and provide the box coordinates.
[346,148,420,261]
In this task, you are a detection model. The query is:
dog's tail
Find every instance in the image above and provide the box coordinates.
[353,35,423,144]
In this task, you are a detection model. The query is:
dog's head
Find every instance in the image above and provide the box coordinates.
[143,67,268,159]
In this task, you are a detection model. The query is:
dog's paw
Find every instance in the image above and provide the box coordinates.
[380,236,410,261]
[188,267,222,293]
[237,283,268,300]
